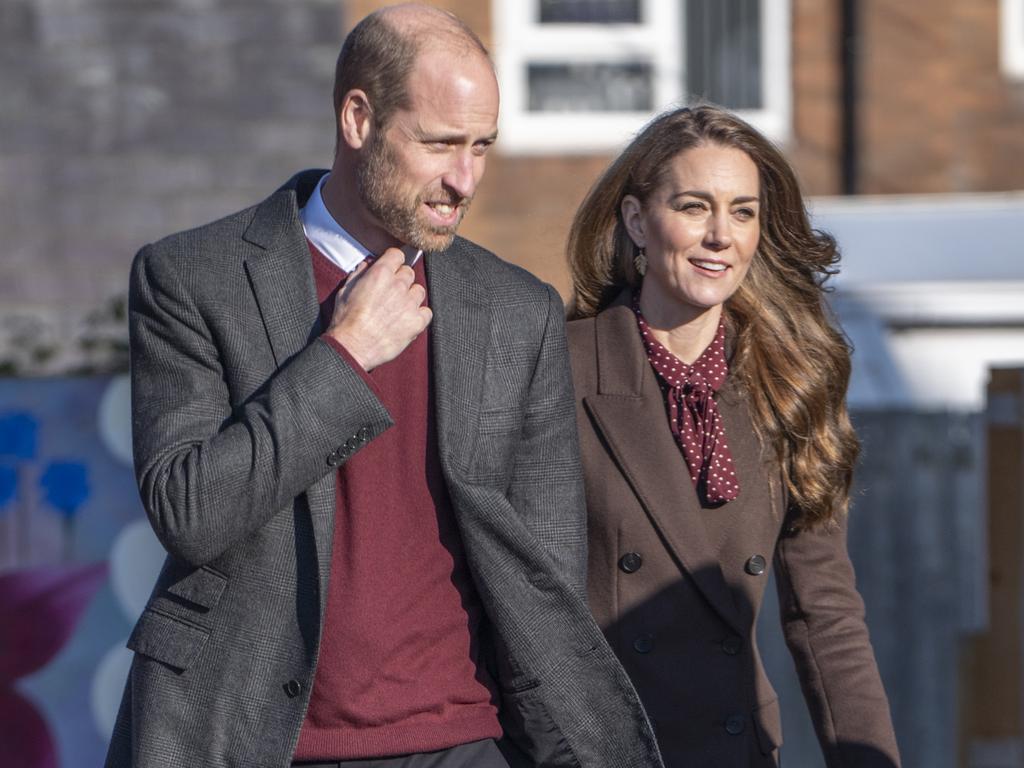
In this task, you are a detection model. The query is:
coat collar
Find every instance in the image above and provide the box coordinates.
[242,169,327,368]
[583,291,748,634]
[424,238,491,477]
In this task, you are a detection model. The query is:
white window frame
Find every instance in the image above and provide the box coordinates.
[1001,0,1024,78]
[493,0,791,155]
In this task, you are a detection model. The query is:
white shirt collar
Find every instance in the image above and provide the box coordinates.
[299,174,373,272]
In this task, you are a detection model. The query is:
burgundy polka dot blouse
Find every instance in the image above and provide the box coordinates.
[632,293,740,505]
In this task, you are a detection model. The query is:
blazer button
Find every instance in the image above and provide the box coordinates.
[721,636,742,655]
[619,552,643,573]
[725,714,745,735]
[326,449,343,467]
[283,679,302,698]
[632,634,654,654]
[745,554,767,576]
[357,426,370,441]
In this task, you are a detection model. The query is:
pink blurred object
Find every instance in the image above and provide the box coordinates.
[0,562,108,768]
[0,562,108,683]
[0,689,58,768]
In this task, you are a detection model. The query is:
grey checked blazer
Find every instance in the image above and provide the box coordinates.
[105,170,663,768]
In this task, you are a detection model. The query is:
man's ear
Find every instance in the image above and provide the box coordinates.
[338,89,374,150]
[621,195,646,249]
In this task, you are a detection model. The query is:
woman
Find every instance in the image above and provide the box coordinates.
[566,105,900,767]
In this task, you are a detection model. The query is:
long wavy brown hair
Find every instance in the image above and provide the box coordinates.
[568,105,857,528]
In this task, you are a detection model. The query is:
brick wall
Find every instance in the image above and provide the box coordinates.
[790,0,843,195]
[858,0,1024,193]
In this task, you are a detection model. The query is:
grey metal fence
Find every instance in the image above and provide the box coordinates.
[758,410,985,768]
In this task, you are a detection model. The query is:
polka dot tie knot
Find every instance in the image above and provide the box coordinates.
[632,293,740,505]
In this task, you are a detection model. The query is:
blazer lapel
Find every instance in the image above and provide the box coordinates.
[583,302,745,635]
[424,239,491,478]
[241,170,336,586]
[242,174,324,368]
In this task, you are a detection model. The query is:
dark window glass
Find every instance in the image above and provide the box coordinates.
[539,0,641,24]
[685,0,763,109]
[527,63,653,111]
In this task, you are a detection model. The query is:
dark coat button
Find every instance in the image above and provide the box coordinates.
[357,426,370,440]
[722,636,742,655]
[619,552,643,573]
[725,715,745,734]
[326,450,342,466]
[633,634,654,654]
[745,554,767,576]
[283,679,302,698]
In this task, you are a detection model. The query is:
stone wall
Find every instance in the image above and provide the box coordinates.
[0,0,344,373]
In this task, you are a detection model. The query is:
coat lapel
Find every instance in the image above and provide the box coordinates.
[583,301,745,634]
[424,239,491,478]
[242,172,325,368]
[241,169,336,587]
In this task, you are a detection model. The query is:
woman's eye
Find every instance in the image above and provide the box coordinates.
[678,202,706,213]
[734,207,757,220]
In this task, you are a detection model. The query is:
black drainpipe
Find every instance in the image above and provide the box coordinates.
[840,0,858,195]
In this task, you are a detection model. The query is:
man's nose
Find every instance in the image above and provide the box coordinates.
[443,150,480,200]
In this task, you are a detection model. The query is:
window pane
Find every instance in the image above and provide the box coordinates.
[685,0,762,109]
[539,0,641,24]
[528,62,653,111]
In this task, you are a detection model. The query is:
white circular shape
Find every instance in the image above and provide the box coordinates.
[110,519,165,621]
[91,641,133,740]
[98,374,133,465]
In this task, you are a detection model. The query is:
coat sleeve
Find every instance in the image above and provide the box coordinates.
[774,511,901,767]
[128,244,393,566]
[505,284,588,596]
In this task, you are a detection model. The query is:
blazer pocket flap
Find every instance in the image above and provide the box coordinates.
[753,697,783,754]
[128,609,210,671]
[165,566,227,610]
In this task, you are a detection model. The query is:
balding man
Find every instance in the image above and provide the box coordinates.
[105,5,661,768]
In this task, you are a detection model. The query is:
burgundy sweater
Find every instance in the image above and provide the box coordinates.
[294,244,501,760]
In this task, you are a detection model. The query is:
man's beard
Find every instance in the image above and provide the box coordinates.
[356,131,471,253]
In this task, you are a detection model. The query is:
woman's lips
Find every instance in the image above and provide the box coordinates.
[690,258,729,275]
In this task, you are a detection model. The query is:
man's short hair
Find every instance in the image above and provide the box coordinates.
[332,8,490,134]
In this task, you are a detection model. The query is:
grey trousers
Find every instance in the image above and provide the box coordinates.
[292,738,525,768]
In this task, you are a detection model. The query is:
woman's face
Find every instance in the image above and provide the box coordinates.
[622,143,761,322]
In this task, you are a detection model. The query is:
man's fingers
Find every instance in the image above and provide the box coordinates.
[418,306,433,329]
[376,248,406,270]
[338,260,369,300]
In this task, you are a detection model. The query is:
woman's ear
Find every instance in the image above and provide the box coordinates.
[620,195,646,249]
[338,89,374,150]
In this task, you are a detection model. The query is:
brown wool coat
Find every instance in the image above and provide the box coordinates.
[567,294,901,768]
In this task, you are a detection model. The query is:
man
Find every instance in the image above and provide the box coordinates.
[106,5,661,768]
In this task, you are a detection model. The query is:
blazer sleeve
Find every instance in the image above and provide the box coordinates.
[774,511,901,767]
[505,284,588,596]
[128,244,393,566]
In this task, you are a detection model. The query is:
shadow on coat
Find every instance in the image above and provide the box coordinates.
[597,569,901,768]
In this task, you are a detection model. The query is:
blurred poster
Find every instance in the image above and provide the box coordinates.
[0,377,163,768]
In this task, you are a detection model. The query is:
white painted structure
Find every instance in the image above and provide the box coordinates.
[812,192,1024,411]
[492,0,791,154]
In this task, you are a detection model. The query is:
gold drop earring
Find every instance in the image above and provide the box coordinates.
[633,247,647,277]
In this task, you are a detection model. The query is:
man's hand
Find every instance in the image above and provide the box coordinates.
[326,248,432,371]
